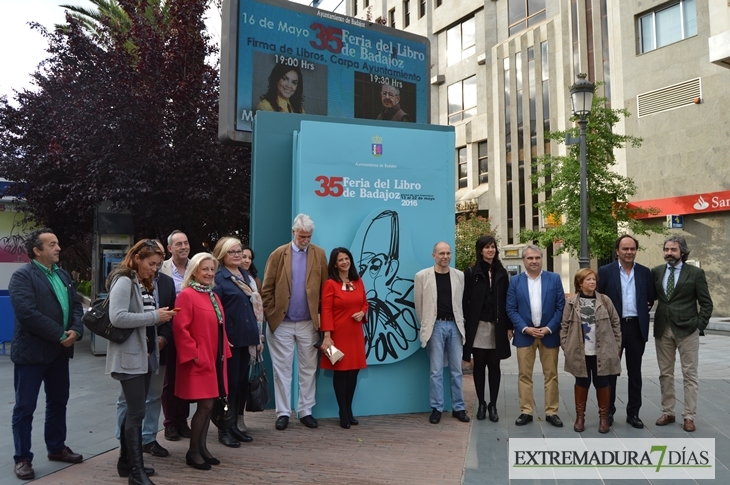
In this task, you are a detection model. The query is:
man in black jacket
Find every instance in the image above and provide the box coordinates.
[597,235,656,429]
[9,228,84,480]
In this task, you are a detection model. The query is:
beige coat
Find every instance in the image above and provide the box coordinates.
[260,242,329,333]
[560,292,621,378]
[414,267,466,348]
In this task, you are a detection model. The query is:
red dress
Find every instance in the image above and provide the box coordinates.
[173,288,232,400]
[319,279,369,370]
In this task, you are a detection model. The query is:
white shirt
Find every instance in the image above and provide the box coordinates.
[527,271,543,327]
[618,261,638,318]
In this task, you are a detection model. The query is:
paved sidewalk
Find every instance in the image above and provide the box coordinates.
[1,321,729,484]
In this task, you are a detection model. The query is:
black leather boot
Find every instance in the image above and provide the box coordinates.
[218,428,241,448]
[126,426,156,485]
[118,419,154,478]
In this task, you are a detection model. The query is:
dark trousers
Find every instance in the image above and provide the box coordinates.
[575,355,610,389]
[120,373,152,429]
[12,354,71,463]
[227,346,250,424]
[609,318,646,417]
[161,343,190,428]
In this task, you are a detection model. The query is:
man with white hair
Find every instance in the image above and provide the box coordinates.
[261,214,328,430]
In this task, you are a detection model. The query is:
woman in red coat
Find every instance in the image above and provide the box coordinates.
[173,253,232,471]
[319,247,369,429]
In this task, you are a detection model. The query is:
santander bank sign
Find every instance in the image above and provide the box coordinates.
[628,190,730,219]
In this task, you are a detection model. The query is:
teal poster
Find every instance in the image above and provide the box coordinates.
[293,121,455,365]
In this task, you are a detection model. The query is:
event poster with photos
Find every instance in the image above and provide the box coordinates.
[232,0,429,132]
[292,121,454,365]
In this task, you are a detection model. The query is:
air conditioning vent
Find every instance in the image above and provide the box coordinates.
[636,78,701,118]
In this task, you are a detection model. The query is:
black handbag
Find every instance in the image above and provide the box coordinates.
[82,294,134,344]
[246,358,271,412]
[211,317,235,429]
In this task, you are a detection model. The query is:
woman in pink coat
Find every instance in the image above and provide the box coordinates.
[173,253,231,471]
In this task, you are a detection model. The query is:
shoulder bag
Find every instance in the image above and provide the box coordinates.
[82,280,134,344]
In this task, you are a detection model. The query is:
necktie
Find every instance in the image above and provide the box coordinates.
[666,266,675,299]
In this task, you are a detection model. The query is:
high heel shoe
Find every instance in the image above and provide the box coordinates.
[476,402,487,420]
[186,452,212,471]
[340,417,351,429]
[349,416,359,425]
[200,450,220,466]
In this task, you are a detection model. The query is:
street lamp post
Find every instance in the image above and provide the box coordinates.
[568,73,595,269]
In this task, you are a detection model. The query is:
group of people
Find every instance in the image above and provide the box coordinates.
[414,234,713,438]
[104,233,265,484]
[7,221,714,483]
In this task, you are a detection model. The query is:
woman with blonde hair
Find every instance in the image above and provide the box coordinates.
[212,237,263,446]
[560,268,621,433]
[173,253,231,471]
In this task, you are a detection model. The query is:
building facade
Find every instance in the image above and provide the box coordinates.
[346,0,730,316]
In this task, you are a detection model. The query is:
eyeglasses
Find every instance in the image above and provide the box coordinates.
[342,282,354,292]
[227,250,243,256]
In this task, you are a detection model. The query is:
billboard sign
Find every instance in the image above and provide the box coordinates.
[220,0,431,143]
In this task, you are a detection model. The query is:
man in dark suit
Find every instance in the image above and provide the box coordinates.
[598,235,656,429]
[652,235,713,432]
[9,229,85,480]
[506,245,566,427]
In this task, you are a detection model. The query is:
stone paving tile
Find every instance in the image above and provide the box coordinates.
[26,377,477,485]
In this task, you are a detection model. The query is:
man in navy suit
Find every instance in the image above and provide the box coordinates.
[506,245,566,427]
[9,229,85,480]
[597,235,656,429]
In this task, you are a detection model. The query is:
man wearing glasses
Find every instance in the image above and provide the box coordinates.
[261,214,329,431]
[376,85,411,122]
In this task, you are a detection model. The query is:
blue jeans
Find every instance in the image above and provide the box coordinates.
[12,354,70,463]
[116,366,165,444]
[426,320,465,412]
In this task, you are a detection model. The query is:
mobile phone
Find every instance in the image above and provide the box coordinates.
[172,308,181,312]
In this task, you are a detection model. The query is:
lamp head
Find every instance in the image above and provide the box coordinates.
[569,73,595,119]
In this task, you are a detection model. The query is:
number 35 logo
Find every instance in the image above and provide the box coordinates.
[314,175,343,197]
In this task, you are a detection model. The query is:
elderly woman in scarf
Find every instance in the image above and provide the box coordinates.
[212,237,264,447]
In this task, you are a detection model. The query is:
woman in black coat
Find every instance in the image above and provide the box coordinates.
[462,235,513,422]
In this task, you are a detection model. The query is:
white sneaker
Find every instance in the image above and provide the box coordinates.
[237,415,247,432]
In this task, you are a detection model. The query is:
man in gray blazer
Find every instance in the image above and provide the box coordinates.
[414,242,470,424]
[652,235,713,432]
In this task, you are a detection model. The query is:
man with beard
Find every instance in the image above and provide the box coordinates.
[652,235,713,432]
[376,85,411,122]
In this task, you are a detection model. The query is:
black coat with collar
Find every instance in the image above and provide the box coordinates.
[9,262,84,365]
[462,261,513,361]
[154,272,176,365]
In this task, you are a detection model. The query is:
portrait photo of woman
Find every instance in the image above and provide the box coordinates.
[256,63,305,114]
[251,52,328,116]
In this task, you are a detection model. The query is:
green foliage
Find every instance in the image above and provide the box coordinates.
[455,212,496,271]
[519,86,664,260]
[76,280,92,297]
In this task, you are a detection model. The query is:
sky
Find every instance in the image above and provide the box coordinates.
[0,0,224,103]
[0,0,344,103]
